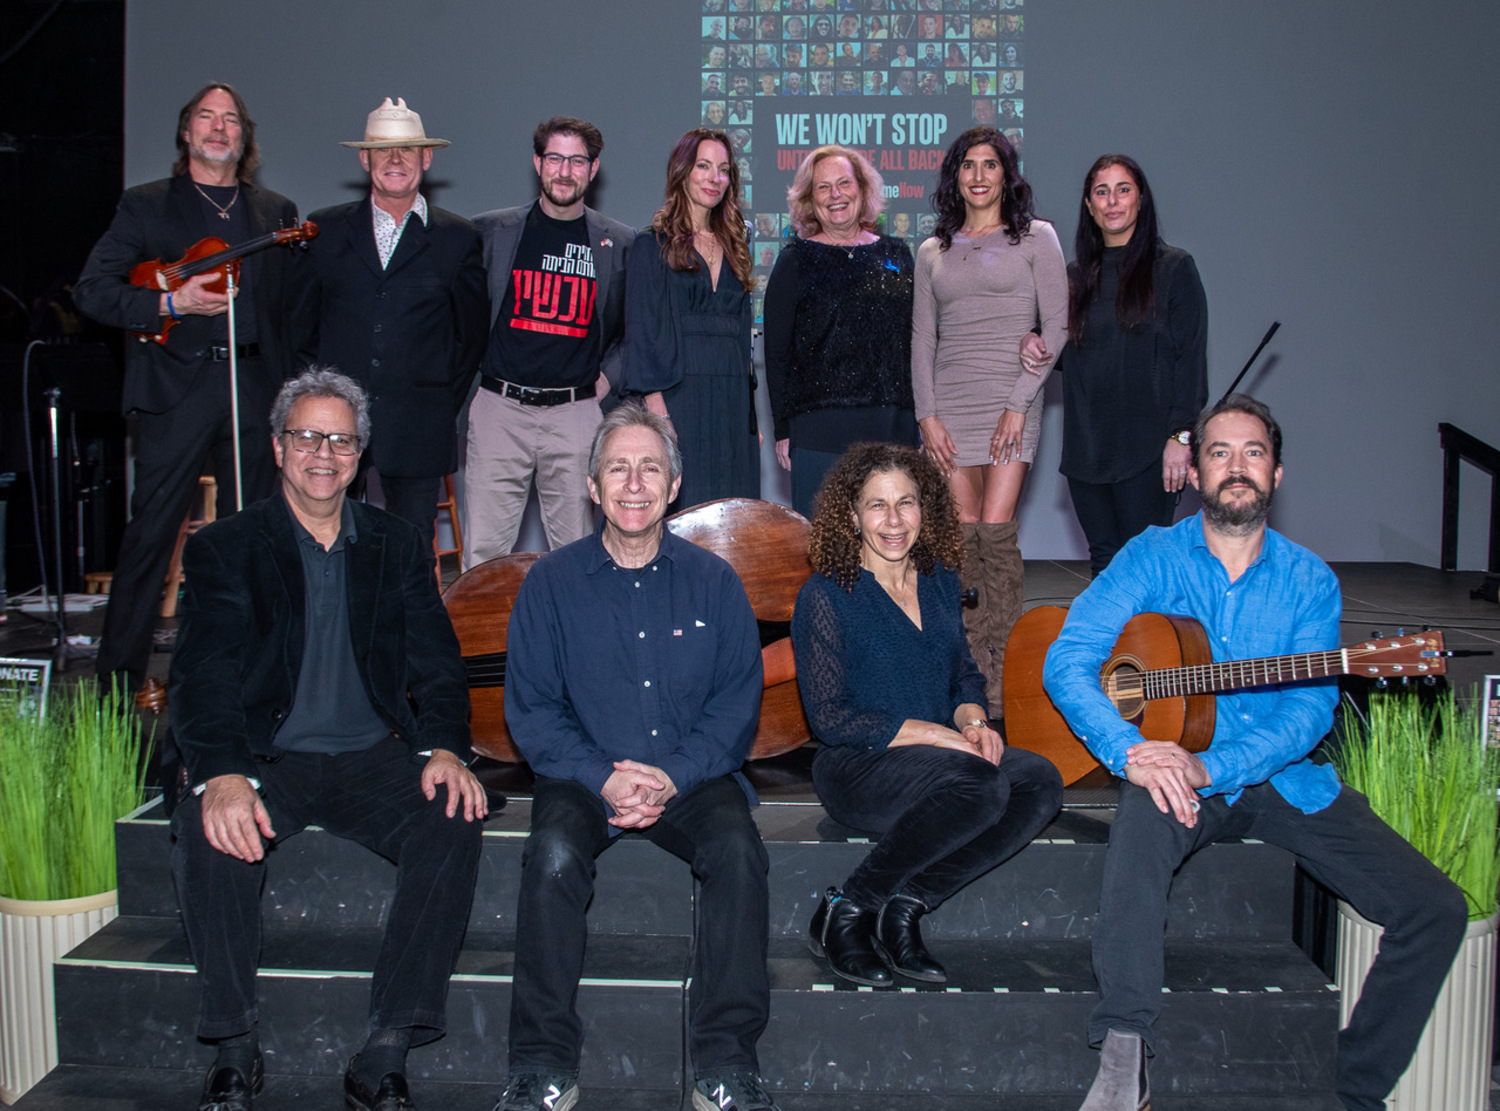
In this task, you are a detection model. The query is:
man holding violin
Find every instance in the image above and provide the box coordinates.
[75,82,300,698]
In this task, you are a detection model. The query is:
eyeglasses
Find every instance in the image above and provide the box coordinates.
[282,429,361,455]
[541,153,592,171]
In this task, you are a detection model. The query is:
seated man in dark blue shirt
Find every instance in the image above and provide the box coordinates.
[169,367,487,1111]
[498,403,780,1111]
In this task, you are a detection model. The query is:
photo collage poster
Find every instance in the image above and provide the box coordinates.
[700,0,1027,319]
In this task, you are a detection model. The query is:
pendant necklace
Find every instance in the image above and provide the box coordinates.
[194,182,240,221]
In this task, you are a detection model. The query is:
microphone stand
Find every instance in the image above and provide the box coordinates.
[44,386,91,672]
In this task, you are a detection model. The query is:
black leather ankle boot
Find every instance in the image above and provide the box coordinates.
[807,887,892,987]
[874,892,946,983]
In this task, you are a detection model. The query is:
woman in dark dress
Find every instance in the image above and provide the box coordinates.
[793,443,1062,987]
[1022,154,1207,576]
[624,127,759,509]
[764,145,917,518]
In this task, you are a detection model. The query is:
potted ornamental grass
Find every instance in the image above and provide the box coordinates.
[0,680,153,1101]
[1332,689,1500,1111]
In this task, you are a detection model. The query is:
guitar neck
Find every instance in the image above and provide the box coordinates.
[1144,648,1351,700]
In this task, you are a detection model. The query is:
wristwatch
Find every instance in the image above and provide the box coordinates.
[1170,430,1192,446]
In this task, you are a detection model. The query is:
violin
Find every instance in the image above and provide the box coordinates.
[128,221,318,344]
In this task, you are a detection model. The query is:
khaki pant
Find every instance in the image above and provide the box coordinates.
[462,387,602,567]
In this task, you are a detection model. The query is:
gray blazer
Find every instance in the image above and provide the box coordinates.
[472,202,636,390]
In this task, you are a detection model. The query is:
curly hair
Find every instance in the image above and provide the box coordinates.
[785,145,884,238]
[807,442,965,591]
[930,126,1033,250]
[650,128,754,291]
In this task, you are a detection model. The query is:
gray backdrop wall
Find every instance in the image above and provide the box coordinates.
[123,0,1500,567]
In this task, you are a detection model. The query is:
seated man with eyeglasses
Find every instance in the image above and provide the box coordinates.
[168,367,487,1111]
[464,116,637,568]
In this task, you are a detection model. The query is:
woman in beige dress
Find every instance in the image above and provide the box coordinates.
[911,126,1066,717]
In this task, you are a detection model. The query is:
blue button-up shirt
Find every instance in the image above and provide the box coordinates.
[1042,513,1342,813]
[505,526,763,810]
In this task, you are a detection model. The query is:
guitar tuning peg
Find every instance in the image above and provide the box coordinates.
[1371,630,1384,639]
[1422,624,1433,632]
[1375,677,1389,689]
[1423,675,1437,686]
[1396,627,1406,637]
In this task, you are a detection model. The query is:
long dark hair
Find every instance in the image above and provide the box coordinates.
[173,83,259,182]
[650,128,754,290]
[931,127,1032,250]
[1067,154,1160,345]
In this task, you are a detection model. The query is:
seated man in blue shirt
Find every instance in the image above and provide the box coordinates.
[497,403,780,1111]
[1043,394,1466,1111]
[169,368,487,1111]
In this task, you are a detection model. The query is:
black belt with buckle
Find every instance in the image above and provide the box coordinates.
[481,377,594,407]
[206,343,261,361]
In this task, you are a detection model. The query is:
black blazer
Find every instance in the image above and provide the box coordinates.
[290,198,488,478]
[168,495,471,788]
[73,174,299,416]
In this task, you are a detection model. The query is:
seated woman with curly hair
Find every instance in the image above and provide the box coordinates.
[793,442,1063,987]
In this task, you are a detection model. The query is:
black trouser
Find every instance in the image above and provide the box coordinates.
[170,737,483,1040]
[507,775,770,1077]
[98,359,277,690]
[812,744,1062,910]
[1091,781,1468,1111]
[367,471,440,561]
[1067,467,1175,578]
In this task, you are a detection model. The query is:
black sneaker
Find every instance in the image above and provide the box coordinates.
[491,1072,579,1111]
[691,1071,783,1111]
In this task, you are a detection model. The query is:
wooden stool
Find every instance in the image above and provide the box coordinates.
[433,474,463,588]
[84,572,112,594]
[161,476,217,618]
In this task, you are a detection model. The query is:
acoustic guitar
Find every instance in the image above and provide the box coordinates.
[1002,606,1448,785]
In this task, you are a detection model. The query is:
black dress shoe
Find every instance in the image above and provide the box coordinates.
[345,1055,416,1111]
[807,887,892,987]
[874,892,946,983]
[199,1051,264,1111]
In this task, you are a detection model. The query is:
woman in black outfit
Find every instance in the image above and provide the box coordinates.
[794,443,1062,987]
[764,145,917,518]
[1024,154,1208,576]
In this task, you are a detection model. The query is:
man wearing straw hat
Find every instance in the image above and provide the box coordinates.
[291,97,488,553]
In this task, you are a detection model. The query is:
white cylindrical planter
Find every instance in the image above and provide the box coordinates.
[0,890,118,1104]
[1336,902,1497,1111]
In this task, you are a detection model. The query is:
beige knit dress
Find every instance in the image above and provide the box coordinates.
[911,221,1068,467]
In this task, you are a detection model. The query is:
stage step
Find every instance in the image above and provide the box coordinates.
[28,796,1339,1104]
[13,1063,1349,1111]
[115,799,1301,941]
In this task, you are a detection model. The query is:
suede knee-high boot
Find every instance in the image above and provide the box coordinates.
[959,522,994,705]
[978,520,1023,719]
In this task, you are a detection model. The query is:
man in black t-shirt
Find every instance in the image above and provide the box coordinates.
[463,117,636,565]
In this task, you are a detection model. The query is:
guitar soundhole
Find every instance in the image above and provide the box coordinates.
[1104,662,1147,725]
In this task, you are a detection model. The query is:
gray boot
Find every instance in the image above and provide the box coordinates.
[1078,1029,1149,1111]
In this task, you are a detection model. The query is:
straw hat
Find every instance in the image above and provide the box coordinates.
[341,97,450,149]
